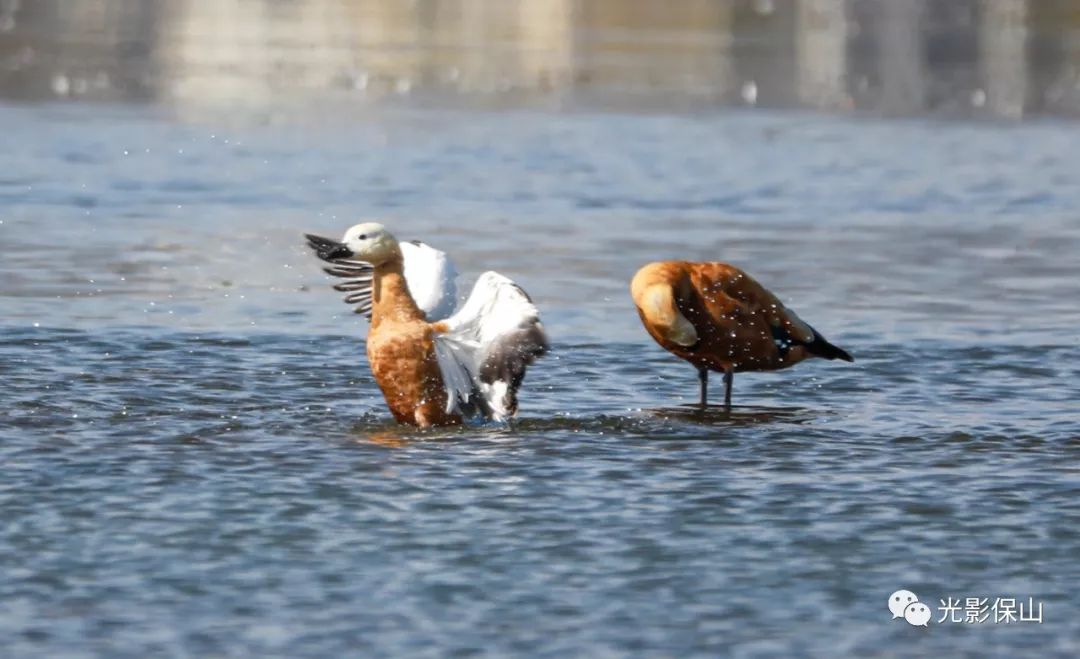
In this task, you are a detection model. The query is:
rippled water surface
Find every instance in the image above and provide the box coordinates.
[2,101,1079,657]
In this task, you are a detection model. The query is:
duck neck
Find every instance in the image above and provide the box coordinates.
[372,258,425,325]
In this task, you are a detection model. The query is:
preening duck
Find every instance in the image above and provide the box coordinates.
[631,261,853,408]
[306,223,548,427]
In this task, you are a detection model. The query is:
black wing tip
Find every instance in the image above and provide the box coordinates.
[304,233,335,247]
[305,232,376,320]
[478,323,548,391]
[305,233,364,264]
[332,281,372,292]
[829,346,855,362]
[532,326,551,358]
[323,265,373,278]
[809,328,854,362]
[343,292,372,305]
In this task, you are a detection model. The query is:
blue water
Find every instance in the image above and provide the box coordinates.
[1,102,1079,656]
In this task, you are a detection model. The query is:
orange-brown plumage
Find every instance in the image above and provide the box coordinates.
[631,261,852,406]
[366,261,460,427]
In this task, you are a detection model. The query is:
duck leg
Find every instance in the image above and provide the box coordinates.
[697,366,708,408]
[723,367,734,409]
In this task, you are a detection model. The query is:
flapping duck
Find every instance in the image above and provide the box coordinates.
[306,223,548,427]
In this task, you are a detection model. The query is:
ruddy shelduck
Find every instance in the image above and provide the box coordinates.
[631,261,853,408]
[306,223,548,427]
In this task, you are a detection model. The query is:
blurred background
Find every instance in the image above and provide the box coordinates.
[2,0,1079,118]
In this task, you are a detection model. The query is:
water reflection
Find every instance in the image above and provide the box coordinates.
[648,405,822,427]
[1,0,1078,117]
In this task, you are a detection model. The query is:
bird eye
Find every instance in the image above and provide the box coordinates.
[358,234,368,240]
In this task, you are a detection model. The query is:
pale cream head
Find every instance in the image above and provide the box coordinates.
[340,222,401,266]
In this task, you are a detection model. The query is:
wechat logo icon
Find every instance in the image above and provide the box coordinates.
[889,589,929,627]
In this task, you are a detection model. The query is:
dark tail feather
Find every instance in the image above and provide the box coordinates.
[807,329,854,362]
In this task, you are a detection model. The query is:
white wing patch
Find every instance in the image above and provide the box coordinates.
[402,241,458,321]
[433,272,548,422]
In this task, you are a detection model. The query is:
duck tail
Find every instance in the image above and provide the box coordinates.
[807,329,854,362]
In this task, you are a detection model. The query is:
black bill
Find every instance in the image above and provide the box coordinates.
[304,233,353,261]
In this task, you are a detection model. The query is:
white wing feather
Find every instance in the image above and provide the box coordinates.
[401,241,458,320]
[434,272,548,421]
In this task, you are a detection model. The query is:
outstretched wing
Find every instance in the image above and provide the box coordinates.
[305,233,375,316]
[304,235,457,320]
[433,272,548,421]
